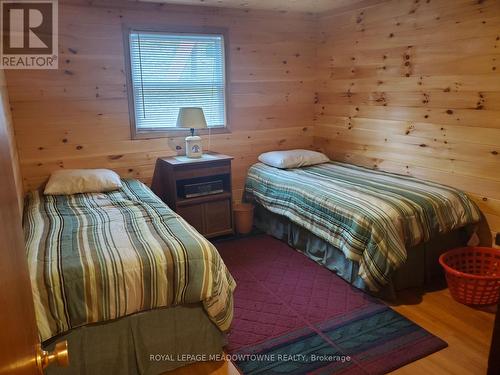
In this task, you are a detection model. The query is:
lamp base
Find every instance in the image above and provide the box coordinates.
[185,135,203,158]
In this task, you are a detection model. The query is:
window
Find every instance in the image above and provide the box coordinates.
[125,28,228,138]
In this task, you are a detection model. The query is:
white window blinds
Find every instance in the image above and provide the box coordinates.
[128,31,226,131]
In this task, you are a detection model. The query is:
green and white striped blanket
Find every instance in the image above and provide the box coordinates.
[245,162,480,291]
[24,179,235,341]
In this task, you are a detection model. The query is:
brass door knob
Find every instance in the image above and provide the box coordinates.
[36,341,69,372]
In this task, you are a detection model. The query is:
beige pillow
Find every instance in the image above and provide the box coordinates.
[258,149,330,169]
[44,169,122,195]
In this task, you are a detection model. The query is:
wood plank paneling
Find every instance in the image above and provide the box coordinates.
[0,70,23,214]
[6,0,499,245]
[6,0,316,199]
[315,0,500,245]
[137,0,386,14]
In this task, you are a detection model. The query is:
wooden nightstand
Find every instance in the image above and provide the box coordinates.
[151,152,234,238]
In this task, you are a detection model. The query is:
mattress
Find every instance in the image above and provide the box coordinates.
[245,161,481,291]
[23,179,235,341]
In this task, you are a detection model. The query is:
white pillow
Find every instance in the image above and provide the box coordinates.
[258,149,330,169]
[44,169,122,195]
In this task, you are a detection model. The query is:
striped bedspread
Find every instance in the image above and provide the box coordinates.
[245,162,481,291]
[24,179,235,341]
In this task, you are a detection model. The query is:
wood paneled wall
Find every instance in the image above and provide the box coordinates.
[0,70,23,214]
[314,0,500,244]
[5,0,499,243]
[5,0,316,200]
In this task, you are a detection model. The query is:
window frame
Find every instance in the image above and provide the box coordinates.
[123,25,231,140]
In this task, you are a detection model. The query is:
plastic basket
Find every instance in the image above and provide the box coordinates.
[439,247,500,305]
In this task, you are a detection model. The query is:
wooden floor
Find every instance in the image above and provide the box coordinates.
[389,288,495,374]
[166,288,495,375]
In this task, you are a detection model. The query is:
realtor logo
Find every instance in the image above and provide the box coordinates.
[1,0,58,69]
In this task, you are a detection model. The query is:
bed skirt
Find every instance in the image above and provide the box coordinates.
[254,204,470,300]
[43,304,226,375]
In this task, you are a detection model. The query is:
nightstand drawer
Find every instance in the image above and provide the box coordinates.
[174,164,230,181]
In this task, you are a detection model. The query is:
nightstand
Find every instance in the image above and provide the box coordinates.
[151,152,234,238]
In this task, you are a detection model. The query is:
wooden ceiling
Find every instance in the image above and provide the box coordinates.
[136,0,376,14]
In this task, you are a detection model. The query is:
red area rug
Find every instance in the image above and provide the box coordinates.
[216,235,447,375]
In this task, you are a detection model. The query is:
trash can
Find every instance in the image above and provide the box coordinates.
[233,203,254,235]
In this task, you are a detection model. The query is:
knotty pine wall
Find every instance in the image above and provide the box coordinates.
[315,0,500,244]
[0,70,23,214]
[5,0,316,201]
[5,0,499,243]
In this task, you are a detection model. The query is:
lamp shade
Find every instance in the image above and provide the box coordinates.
[176,107,208,129]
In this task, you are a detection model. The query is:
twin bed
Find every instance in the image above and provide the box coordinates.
[24,179,235,374]
[22,153,481,374]
[245,159,481,298]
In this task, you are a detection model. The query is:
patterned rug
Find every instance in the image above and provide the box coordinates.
[216,235,447,375]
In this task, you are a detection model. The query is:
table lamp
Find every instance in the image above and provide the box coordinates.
[176,107,208,158]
